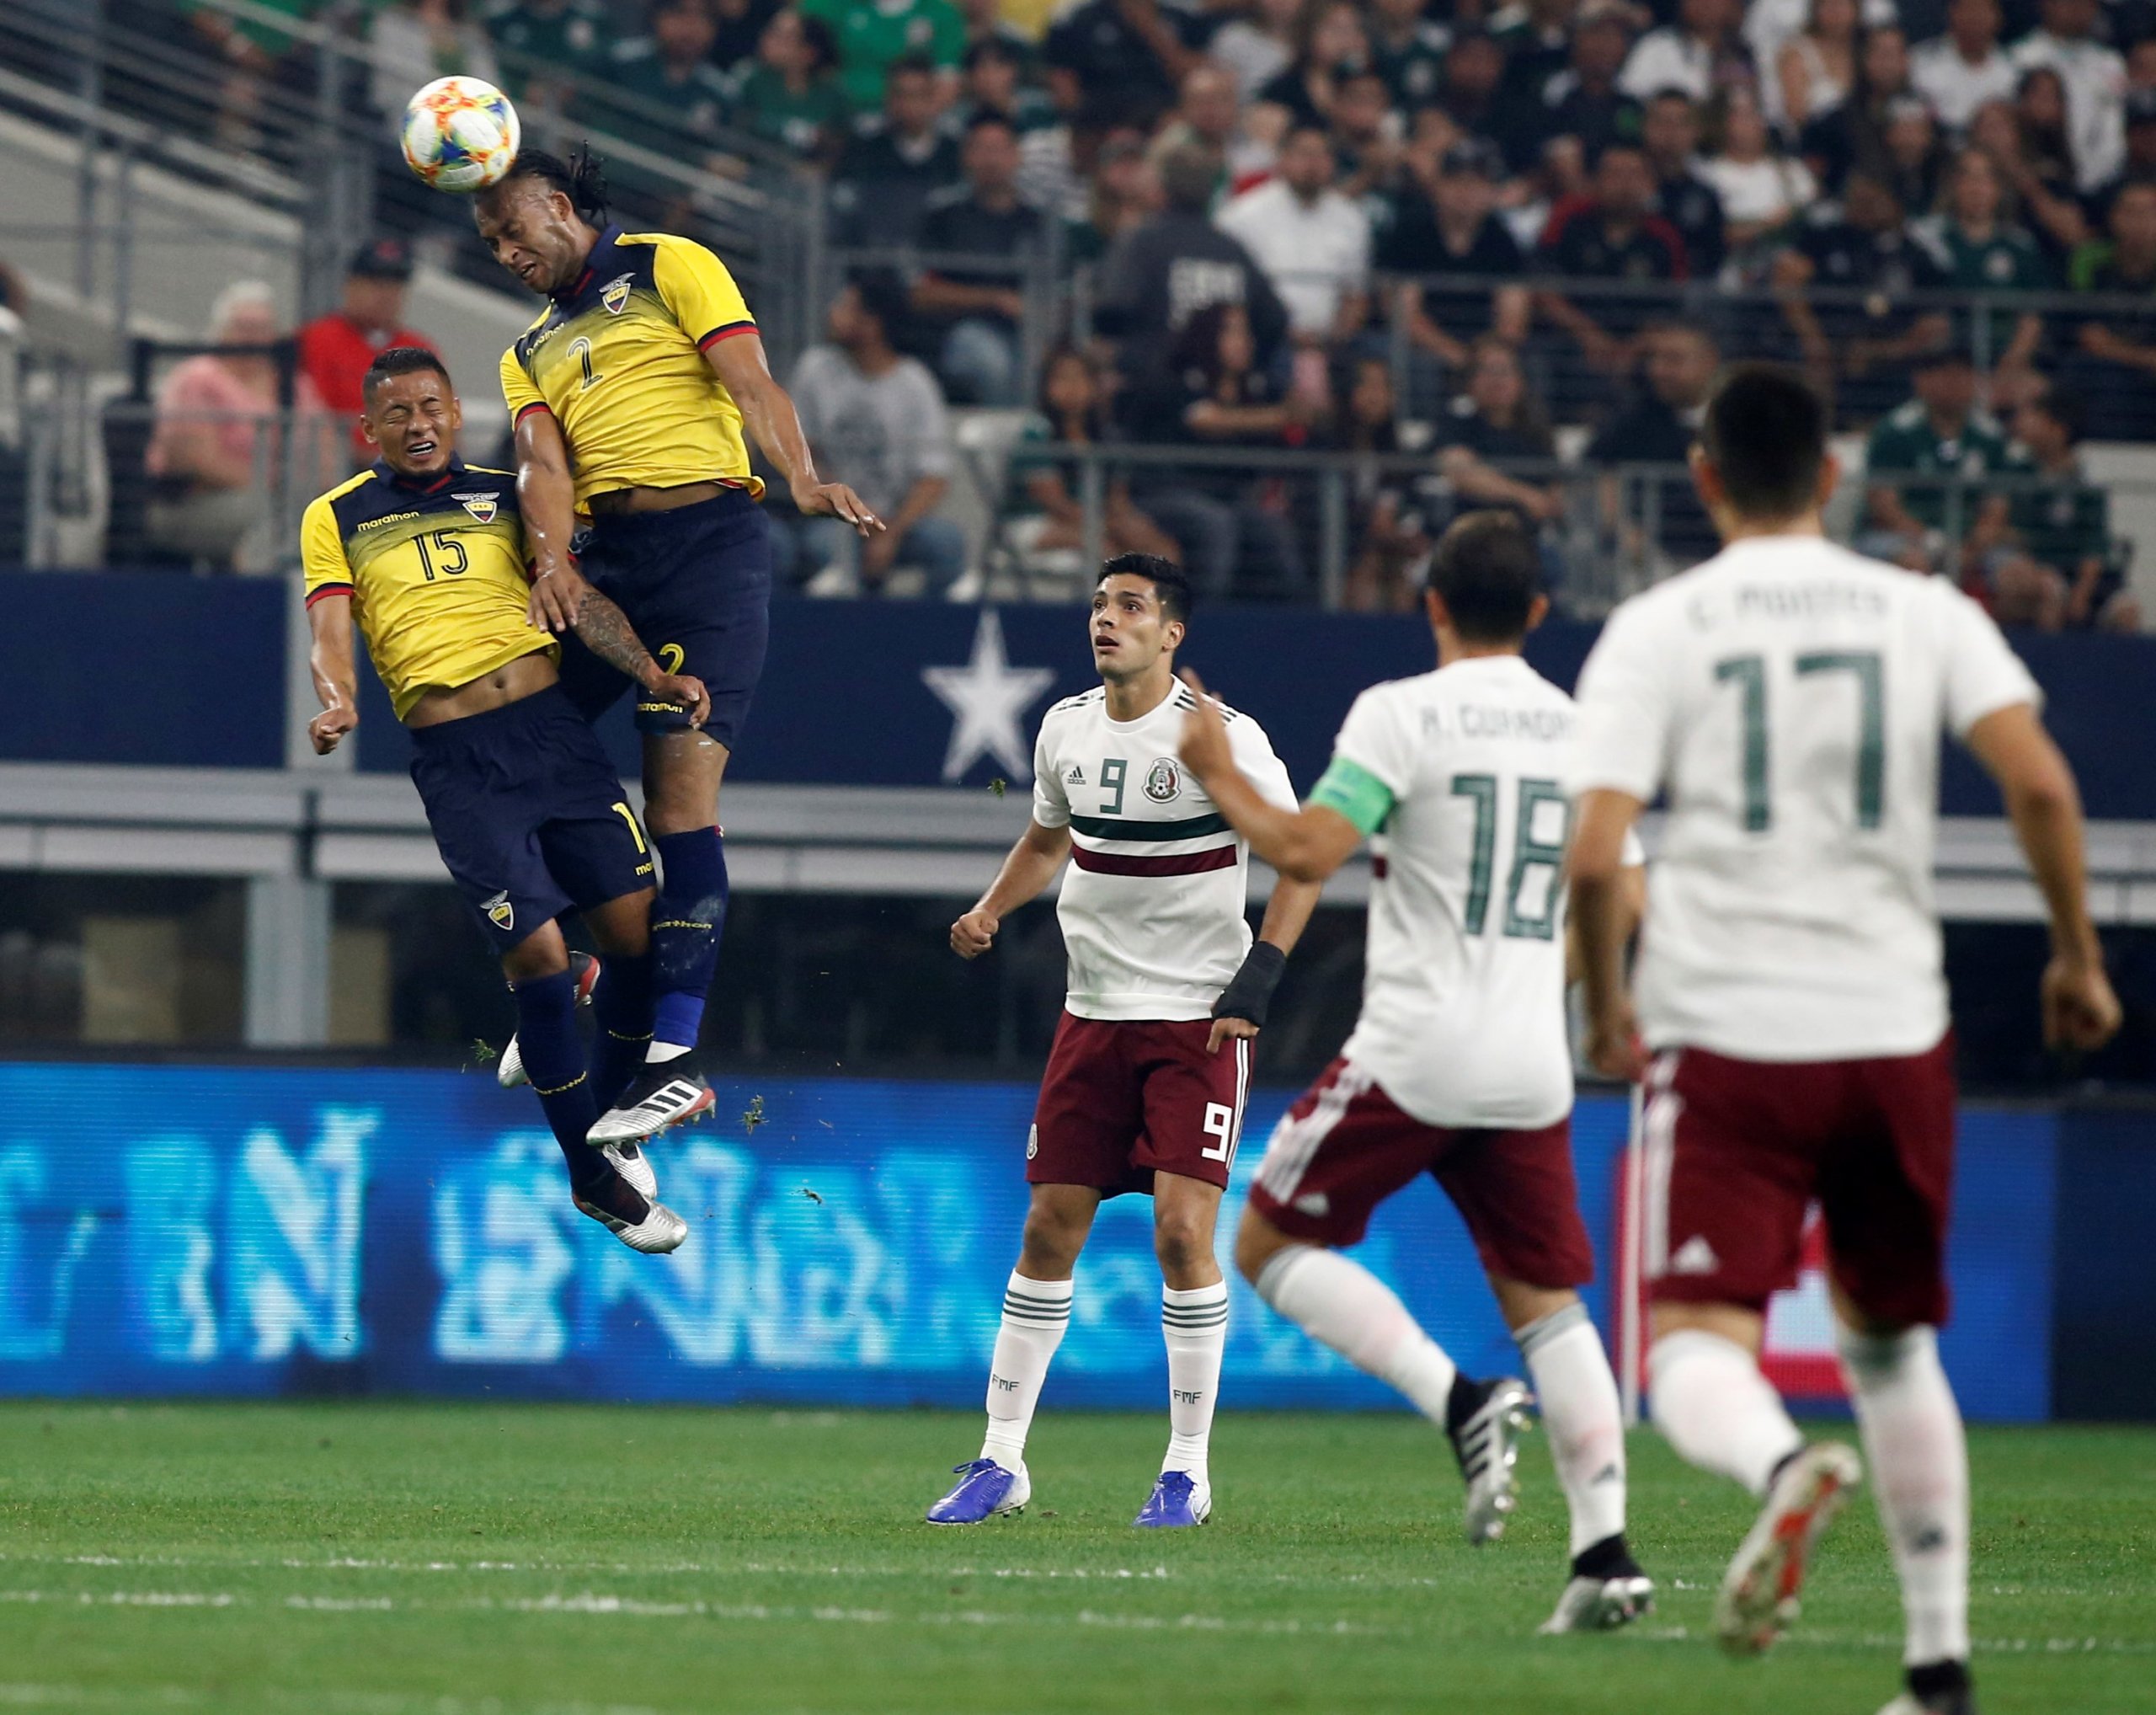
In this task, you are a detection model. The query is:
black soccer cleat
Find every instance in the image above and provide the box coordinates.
[587,1059,715,1144]
[1445,1375,1534,1545]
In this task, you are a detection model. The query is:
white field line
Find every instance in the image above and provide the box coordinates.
[0,1687,668,1715]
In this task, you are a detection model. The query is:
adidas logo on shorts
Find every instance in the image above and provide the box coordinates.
[1669,1234,1721,1275]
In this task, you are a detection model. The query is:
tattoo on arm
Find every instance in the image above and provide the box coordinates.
[571,590,659,685]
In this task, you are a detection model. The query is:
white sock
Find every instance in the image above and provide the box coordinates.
[1518,1302,1627,1557]
[1649,1328,1805,1498]
[1256,1245,1458,1423]
[645,1041,691,1065]
[1838,1324,1970,1668]
[1161,1282,1228,1480]
[979,1270,1071,1472]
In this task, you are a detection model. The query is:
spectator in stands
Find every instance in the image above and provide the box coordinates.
[1215,126,1372,350]
[728,8,849,165]
[368,0,499,125]
[1770,0,1858,133]
[1619,0,1753,107]
[1494,0,1580,110]
[1433,336,1568,577]
[829,56,963,249]
[1536,141,1689,382]
[1043,0,1206,131]
[1997,378,2141,630]
[1326,71,1408,201]
[1382,137,1531,378]
[956,38,1057,137]
[1775,164,1952,414]
[1642,88,1727,280]
[1700,84,1817,259]
[298,238,436,471]
[484,0,609,108]
[955,0,1033,61]
[1096,143,1290,382]
[1801,24,1913,194]
[1743,0,1892,95]
[2008,0,2126,194]
[1502,1,1642,177]
[1252,2,1374,140]
[803,0,965,114]
[1150,64,1273,193]
[599,0,735,157]
[1005,345,1181,571]
[1910,0,2019,135]
[1121,302,1310,601]
[1879,92,1946,215]
[1917,145,2049,381]
[1336,355,1433,614]
[145,281,330,574]
[1433,29,1508,140]
[709,0,782,72]
[1066,132,1161,263]
[1861,343,2013,572]
[2067,179,2156,436]
[913,114,1046,406]
[1210,0,1303,104]
[1969,95,2088,267]
[1369,0,1451,113]
[783,275,967,597]
[1586,321,1720,569]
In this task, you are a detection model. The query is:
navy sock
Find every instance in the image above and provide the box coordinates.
[650,827,728,1054]
[514,967,602,1186]
[590,952,654,1111]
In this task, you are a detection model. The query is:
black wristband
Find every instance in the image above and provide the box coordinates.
[1213,941,1288,1028]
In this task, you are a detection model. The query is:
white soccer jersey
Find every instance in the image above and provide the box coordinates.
[1032,683,1297,1022]
[1574,534,2041,1062]
[1326,655,1627,1130]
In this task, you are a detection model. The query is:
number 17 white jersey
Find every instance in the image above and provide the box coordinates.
[1573,534,2041,1062]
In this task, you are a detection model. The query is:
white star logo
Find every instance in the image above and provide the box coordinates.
[921,609,1055,784]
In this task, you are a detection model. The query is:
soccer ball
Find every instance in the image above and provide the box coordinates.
[400,76,520,194]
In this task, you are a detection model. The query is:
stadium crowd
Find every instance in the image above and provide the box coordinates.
[136,0,2156,624]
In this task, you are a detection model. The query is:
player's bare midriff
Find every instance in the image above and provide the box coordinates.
[404,647,558,728]
[586,480,731,516]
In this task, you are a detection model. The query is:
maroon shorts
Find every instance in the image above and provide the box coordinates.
[1641,1035,1957,1327]
[1027,1012,1251,1196]
[1246,1057,1594,1290]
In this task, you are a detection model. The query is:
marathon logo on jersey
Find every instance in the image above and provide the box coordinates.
[1144,757,1182,804]
[601,273,634,315]
[454,492,499,525]
[482,890,515,932]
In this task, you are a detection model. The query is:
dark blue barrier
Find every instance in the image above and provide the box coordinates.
[0,1063,2059,1419]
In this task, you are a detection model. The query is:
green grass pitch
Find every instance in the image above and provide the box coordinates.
[0,1402,2149,1714]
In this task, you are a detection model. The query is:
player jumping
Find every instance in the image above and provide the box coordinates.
[1178,512,1655,1632]
[926,556,1321,1530]
[1568,364,2121,1712]
[474,147,879,1145]
[303,346,710,1254]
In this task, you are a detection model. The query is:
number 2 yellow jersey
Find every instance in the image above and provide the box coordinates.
[499,227,763,507]
[301,459,555,720]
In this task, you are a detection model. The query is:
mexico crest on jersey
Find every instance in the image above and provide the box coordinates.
[1144,757,1182,804]
[454,492,498,524]
[601,273,633,315]
[483,890,515,932]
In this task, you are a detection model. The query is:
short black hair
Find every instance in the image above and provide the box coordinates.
[2028,377,2088,442]
[1426,511,1541,644]
[362,345,453,403]
[488,143,609,226]
[963,109,1019,142]
[1700,362,1827,521]
[846,269,911,345]
[888,51,938,83]
[963,35,1021,70]
[1098,553,1192,626]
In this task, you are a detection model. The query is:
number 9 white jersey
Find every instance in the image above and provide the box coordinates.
[1573,536,2041,1062]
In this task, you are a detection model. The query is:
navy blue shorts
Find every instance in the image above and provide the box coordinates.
[408,683,656,954]
[558,489,772,750]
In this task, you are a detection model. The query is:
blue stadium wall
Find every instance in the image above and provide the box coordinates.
[0,1062,2112,1422]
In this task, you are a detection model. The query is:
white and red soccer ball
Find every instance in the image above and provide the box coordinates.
[400,75,520,194]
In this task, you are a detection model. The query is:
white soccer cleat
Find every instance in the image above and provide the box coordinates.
[588,1062,715,1145]
[1448,1376,1534,1545]
[1538,1573,1657,1634]
[573,1183,689,1254]
[1715,1441,1864,1656]
[498,952,601,1089]
[598,1140,657,1199]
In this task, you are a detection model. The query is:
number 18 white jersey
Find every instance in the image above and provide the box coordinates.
[1573,534,2041,1062]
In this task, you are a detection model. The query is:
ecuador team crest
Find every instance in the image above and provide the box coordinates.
[482,890,515,932]
[455,492,498,525]
[601,273,633,315]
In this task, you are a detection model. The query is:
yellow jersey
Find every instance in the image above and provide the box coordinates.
[301,459,554,721]
[499,227,763,506]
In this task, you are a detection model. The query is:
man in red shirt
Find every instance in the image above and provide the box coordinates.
[299,238,436,468]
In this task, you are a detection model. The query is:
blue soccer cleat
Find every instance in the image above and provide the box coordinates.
[1133,1470,1212,1528]
[926,1458,1030,1525]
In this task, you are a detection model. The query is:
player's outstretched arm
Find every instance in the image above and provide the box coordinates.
[306,592,360,756]
[707,331,883,538]
[1568,788,1650,1082]
[1964,702,2123,1052]
[513,407,590,633]
[571,590,709,730]
[1177,671,1362,884]
[951,818,1071,959]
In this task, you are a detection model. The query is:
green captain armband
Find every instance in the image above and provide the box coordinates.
[1308,756,1395,836]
